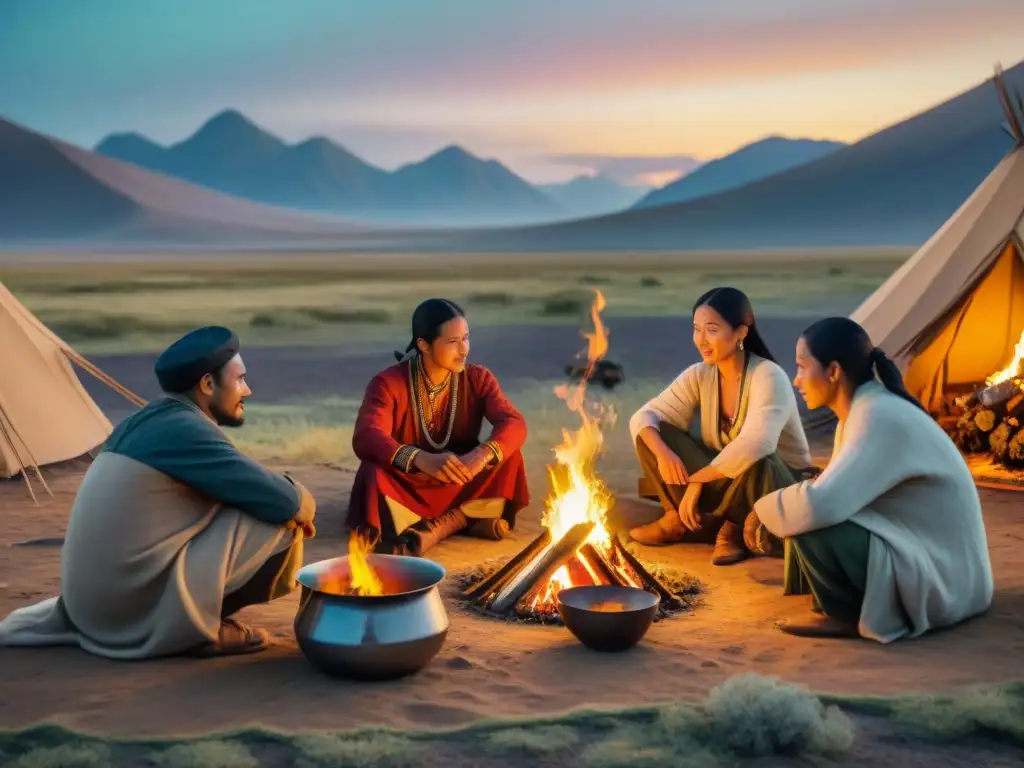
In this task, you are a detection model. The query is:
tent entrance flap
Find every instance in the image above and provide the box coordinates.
[905,240,1024,409]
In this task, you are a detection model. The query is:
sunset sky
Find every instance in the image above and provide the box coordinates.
[2,0,1022,184]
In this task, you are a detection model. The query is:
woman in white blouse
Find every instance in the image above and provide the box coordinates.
[629,287,815,565]
[754,317,992,640]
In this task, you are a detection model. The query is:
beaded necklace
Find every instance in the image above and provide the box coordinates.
[412,355,458,450]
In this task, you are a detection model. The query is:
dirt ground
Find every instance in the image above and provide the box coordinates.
[1,457,1021,739]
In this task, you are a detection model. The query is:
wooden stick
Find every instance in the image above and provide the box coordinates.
[61,348,148,408]
[463,528,552,600]
[578,542,628,587]
[612,533,677,605]
[487,521,595,615]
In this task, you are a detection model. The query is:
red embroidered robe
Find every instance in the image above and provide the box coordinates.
[347,360,530,536]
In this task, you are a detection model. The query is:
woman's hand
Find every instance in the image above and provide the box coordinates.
[656,448,689,486]
[677,483,703,532]
[413,451,474,484]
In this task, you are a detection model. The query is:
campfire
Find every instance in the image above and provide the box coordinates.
[464,290,685,622]
[944,328,1024,467]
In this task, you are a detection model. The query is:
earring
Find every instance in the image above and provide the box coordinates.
[739,340,744,351]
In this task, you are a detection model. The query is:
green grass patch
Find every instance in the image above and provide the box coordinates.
[540,290,590,316]
[465,291,516,306]
[18,675,1023,766]
[40,314,196,343]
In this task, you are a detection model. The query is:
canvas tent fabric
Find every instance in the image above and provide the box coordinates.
[0,281,138,479]
[850,141,1024,412]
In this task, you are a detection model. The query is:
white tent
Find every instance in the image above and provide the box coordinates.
[852,67,1024,412]
[0,280,144,498]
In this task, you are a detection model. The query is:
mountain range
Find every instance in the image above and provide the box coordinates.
[93,111,839,225]
[0,116,358,244]
[3,58,1021,248]
[96,112,567,225]
[381,59,1023,252]
[633,136,846,209]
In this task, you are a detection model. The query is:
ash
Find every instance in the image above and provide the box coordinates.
[447,558,705,626]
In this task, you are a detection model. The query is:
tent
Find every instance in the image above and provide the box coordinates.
[0,280,144,498]
[851,67,1024,413]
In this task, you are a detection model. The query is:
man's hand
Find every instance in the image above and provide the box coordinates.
[677,483,703,532]
[655,448,689,486]
[459,447,492,479]
[286,519,317,539]
[413,451,474,484]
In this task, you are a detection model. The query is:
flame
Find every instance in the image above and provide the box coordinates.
[986,328,1024,386]
[347,530,384,596]
[525,289,642,613]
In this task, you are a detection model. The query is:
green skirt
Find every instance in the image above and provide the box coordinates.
[636,423,811,553]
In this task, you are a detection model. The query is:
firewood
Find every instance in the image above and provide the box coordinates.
[979,379,1019,407]
[611,533,678,605]
[1007,393,1024,419]
[578,542,629,587]
[486,521,595,615]
[462,528,552,600]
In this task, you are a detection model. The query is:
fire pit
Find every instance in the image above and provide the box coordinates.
[293,533,448,681]
[557,585,659,651]
[463,290,697,622]
[944,336,1024,469]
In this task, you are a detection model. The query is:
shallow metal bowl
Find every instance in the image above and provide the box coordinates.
[557,585,660,652]
[293,554,448,681]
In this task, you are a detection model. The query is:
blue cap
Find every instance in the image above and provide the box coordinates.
[154,326,239,393]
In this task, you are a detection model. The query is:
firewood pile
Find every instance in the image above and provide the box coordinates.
[944,377,1024,467]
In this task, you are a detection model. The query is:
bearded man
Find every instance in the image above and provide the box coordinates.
[0,326,316,659]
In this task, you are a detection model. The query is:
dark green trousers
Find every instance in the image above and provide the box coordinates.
[636,423,806,552]
[783,522,870,623]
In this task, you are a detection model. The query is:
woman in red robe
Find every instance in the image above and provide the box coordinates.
[347,298,530,555]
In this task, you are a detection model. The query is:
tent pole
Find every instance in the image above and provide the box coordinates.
[0,411,40,505]
[60,348,147,408]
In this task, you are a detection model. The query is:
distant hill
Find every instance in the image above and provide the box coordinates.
[96,112,561,225]
[388,60,1024,252]
[540,174,651,218]
[634,136,846,209]
[0,116,357,245]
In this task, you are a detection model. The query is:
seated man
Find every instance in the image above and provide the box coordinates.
[0,326,316,659]
[347,298,530,555]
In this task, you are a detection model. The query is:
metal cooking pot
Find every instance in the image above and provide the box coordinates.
[557,585,659,652]
[293,554,448,681]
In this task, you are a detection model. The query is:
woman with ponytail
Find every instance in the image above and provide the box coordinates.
[347,299,530,556]
[753,317,993,641]
[629,287,815,566]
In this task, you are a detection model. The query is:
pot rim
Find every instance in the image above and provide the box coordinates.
[297,553,446,601]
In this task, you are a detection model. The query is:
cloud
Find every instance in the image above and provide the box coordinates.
[543,153,703,185]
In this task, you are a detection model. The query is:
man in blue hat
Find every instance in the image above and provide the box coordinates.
[0,327,316,659]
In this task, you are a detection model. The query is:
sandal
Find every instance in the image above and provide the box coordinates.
[187,617,270,658]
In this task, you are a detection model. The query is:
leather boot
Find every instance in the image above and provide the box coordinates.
[462,518,511,540]
[403,509,469,556]
[629,510,686,546]
[711,520,748,566]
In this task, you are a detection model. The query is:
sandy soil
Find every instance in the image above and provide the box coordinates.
[1,457,1022,739]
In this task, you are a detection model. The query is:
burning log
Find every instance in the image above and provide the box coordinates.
[979,379,1019,407]
[462,528,552,601]
[578,542,629,587]
[610,534,679,607]
[486,521,595,615]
